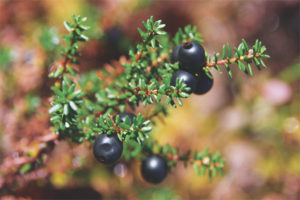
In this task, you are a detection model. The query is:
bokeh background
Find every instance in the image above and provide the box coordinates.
[0,0,299,199]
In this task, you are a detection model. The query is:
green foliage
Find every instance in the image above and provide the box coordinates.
[49,75,85,142]
[39,27,60,51]
[0,46,12,70]
[62,15,89,64]
[48,14,270,180]
[25,94,41,114]
[129,139,225,181]
[205,39,270,78]
[173,25,204,45]
[49,14,89,78]
[20,163,32,174]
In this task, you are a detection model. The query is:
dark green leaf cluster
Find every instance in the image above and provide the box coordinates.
[48,15,89,77]
[138,16,166,48]
[192,149,225,181]
[49,75,85,142]
[94,113,152,143]
[173,25,204,45]
[92,17,193,114]
[205,39,270,78]
[62,15,89,63]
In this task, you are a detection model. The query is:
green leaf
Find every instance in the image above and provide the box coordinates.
[64,21,72,31]
[176,97,183,106]
[129,95,137,102]
[242,39,249,51]
[141,126,152,132]
[222,45,226,59]
[66,65,76,75]
[260,59,267,68]
[119,123,130,130]
[224,64,232,78]
[247,63,253,77]
[49,104,62,114]
[179,92,189,98]
[50,115,60,122]
[80,34,89,41]
[227,43,231,58]
[54,66,64,78]
[20,163,31,174]
[212,167,217,177]
[119,104,126,113]
[150,39,155,48]
[69,101,78,111]
[261,54,270,59]
[213,152,221,161]
[63,104,69,115]
[238,61,246,72]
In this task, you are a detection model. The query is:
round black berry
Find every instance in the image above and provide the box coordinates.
[141,155,168,184]
[171,70,197,93]
[170,44,182,63]
[194,72,214,95]
[93,133,123,165]
[119,112,135,124]
[178,41,206,73]
[106,26,123,46]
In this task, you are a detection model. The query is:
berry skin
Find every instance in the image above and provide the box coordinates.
[141,155,168,184]
[194,72,214,95]
[106,26,123,46]
[171,70,197,93]
[93,133,123,165]
[178,41,206,73]
[119,112,136,124]
[170,44,182,63]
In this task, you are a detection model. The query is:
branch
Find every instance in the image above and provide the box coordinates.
[204,39,270,78]
[123,140,225,180]
[49,14,89,78]
[0,132,58,188]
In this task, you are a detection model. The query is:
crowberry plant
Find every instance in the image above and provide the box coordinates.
[44,14,270,184]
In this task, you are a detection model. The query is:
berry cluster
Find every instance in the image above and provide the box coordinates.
[93,42,216,184]
[93,112,168,184]
[170,41,213,95]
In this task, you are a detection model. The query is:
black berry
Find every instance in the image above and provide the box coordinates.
[93,133,123,165]
[194,72,214,95]
[106,26,123,46]
[119,112,135,124]
[178,41,206,73]
[141,155,168,184]
[171,70,197,93]
[170,44,182,63]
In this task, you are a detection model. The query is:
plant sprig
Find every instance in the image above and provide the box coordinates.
[205,39,270,78]
[49,14,89,78]
[46,14,270,181]
[173,25,204,45]
[123,139,225,181]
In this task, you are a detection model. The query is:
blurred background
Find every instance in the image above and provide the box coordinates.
[0,0,299,199]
